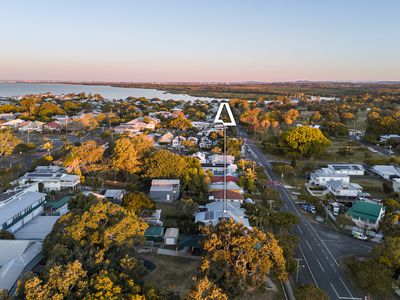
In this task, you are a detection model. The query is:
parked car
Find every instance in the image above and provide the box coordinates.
[315,215,325,223]
[352,231,368,241]
[301,204,316,214]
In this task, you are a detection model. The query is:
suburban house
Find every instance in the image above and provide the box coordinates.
[208,154,235,165]
[171,135,186,148]
[44,122,62,132]
[195,201,251,228]
[143,209,163,226]
[380,134,400,143]
[104,189,125,203]
[326,164,365,176]
[192,151,207,163]
[19,166,80,191]
[0,119,25,129]
[52,115,71,126]
[201,163,238,177]
[325,180,363,199]
[14,215,59,240]
[158,132,174,145]
[199,136,213,149]
[149,179,180,202]
[371,165,400,180]
[0,113,16,121]
[211,175,239,183]
[0,183,46,233]
[309,169,350,186]
[191,121,210,130]
[186,136,199,145]
[346,200,385,231]
[210,190,244,203]
[18,121,45,133]
[144,226,164,242]
[208,181,244,194]
[0,240,43,292]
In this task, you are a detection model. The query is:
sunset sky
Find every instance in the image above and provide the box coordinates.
[1,0,399,82]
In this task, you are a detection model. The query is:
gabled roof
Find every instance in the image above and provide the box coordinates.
[347,200,384,224]
[212,190,244,200]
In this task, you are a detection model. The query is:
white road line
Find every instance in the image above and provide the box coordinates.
[330,282,340,298]
[297,225,303,234]
[306,240,312,250]
[316,258,325,272]
[340,277,354,298]
[280,281,288,300]
[299,245,318,287]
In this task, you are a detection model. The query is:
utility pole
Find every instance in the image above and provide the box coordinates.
[294,258,302,284]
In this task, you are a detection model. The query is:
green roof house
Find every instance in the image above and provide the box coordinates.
[144,226,164,242]
[346,201,385,231]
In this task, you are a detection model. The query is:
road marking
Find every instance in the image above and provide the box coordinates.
[340,277,354,298]
[316,258,325,272]
[299,245,318,287]
[297,225,303,234]
[306,240,312,250]
[280,281,288,300]
[330,282,340,298]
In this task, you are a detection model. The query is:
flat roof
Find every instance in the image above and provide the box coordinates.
[14,216,59,240]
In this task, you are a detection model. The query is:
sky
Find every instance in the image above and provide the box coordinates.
[1,0,400,82]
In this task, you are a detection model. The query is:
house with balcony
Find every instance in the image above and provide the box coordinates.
[0,183,46,233]
[19,166,80,191]
[309,169,350,186]
[325,180,363,199]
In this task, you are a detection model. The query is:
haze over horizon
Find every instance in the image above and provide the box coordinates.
[1,0,400,82]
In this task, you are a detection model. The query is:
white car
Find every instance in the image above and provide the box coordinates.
[352,231,368,241]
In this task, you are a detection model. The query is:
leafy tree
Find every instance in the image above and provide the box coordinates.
[372,236,400,271]
[226,138,243,158]
[277,233,299,274]
[295,284,329,300]
[42,140,53,155]
[0,230,15,239]
[243,203,270,229]
[65,140,105,175]
[68,193,99,211]
[177,198,199,219]
[143,150,185,179]
[169,115,192,130]
[269,211,299,232]
[278,126,331,158]
[17,261,88,300]
[180,157,208,196]
[0,130,21,160]
[273,163,297,177]
[37,102,65,117]
[321,121,349,137]
[200,219,287,296]
[187,277,228,300]
[112,135,152,175]
[122,192,156,217]
[348,259,392,297]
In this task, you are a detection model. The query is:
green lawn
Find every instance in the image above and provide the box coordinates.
[155,202,180,227]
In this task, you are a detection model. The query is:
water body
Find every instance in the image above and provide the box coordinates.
[0,83,224,102]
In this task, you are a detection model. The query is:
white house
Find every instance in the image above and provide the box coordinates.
[192,152,207,163]
[326,180,363,198]
[0,118,25,129]
[309,169,350,186]
[0,183,46,233]
[208,154,235,165]
[199,136,213,149]
[171,135,186,148]
[326,164,365,176]
[201,163,238,177]
[19,166,80,191]
[195,201,251,228]
[347,200,385,231]
[191,121,210,130]
[18,121,45,133]
[371,165,400,180]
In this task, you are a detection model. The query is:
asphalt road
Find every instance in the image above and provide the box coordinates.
[238,129,372,300]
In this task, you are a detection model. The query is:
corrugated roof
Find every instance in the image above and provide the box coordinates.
[347,201,384,224]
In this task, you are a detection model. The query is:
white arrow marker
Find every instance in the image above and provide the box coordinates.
[214,102,236,127]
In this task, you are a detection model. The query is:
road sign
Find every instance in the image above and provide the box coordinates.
[214,102,236,126]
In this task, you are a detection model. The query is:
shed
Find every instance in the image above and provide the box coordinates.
[164,228,179,245]
[144,226,164,242]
